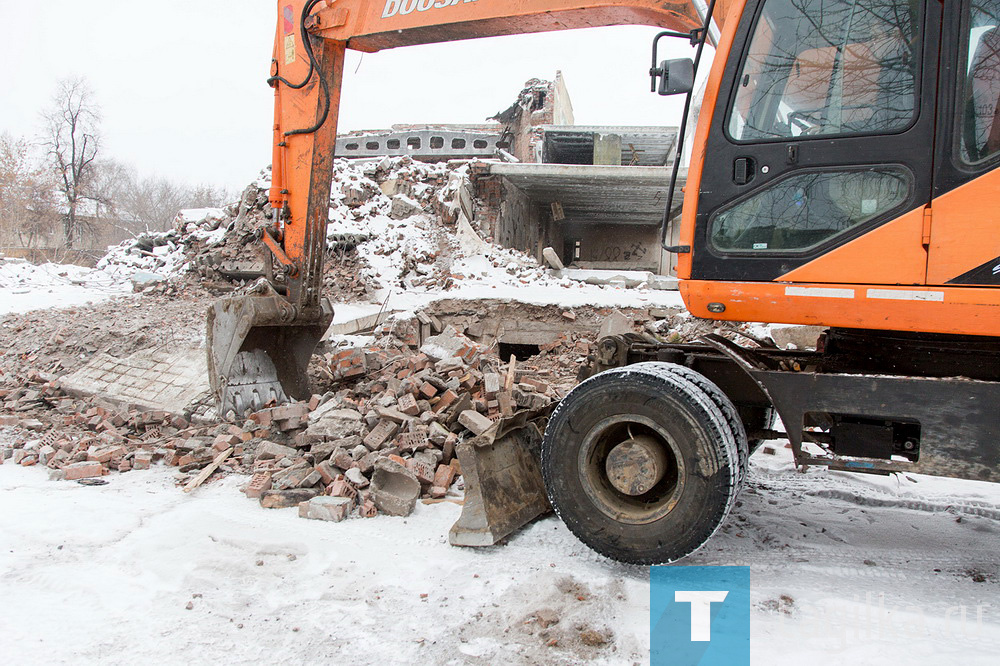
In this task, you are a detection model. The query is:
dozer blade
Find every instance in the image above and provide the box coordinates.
[449,406,554,547]
[206,289,333,417]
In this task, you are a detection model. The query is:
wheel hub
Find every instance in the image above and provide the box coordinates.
[605,435,669,496]
[577,415,685,525]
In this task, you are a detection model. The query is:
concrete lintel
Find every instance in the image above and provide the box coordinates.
[486,163,679,183]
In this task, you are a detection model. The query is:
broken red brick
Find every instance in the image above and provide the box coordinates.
[433,389,458,413]
[363,420,399,450]
[433,463,456,490]
[329,479,357,500]
[213,433,241,451]
[397,392,419,416]
[63,461,106,481]
[133,451,153,470]
[406,459,436,486]
[397,432,429,452]
[316,460,338,485]
[521,377,550,393]
[245,472,273,499]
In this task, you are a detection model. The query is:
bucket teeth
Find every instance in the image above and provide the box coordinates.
[206,292,333,417]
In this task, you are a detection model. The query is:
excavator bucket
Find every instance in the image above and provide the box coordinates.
[449,405,554,547]
[206,288,333,417]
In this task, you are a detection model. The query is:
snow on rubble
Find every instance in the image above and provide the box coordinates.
[81,157,685,316]
[322,157,683,313]
[1,156,684,324]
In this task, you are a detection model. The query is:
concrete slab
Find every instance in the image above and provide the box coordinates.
[325,309,400,338]
[62,347,210,414]
[486,163,684,225]
[540,125,678,166]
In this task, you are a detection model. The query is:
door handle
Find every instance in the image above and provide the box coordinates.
[734,157,755,185]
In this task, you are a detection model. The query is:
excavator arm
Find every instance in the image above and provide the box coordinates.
[268,0,730,293]
[207,0,729,416]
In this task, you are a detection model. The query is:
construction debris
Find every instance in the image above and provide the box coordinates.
[0,149,760,530]
[0,300,577,523]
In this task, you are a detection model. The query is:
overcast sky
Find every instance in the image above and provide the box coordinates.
[1,0,705,193]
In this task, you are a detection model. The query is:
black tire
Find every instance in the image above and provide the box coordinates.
[652,363,750,486]
[542,362,744,564]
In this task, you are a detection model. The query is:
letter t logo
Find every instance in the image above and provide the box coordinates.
[674,591,729,641]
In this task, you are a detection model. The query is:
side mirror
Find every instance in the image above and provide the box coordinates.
[657,58,694,96]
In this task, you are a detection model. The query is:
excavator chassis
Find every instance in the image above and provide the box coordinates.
[454,328,999,563]
[581,328,1000,481]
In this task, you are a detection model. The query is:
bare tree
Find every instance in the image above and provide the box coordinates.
[89,158,234,238]
[43,77,101,249]
[0,132,59,248]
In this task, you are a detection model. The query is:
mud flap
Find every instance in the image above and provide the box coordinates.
[449,406,554,547]
[206,288,333,417]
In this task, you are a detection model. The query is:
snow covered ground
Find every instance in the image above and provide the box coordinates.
[0,259,133,315]
[1,444,997,665]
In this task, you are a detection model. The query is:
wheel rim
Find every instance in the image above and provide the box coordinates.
[577,415,686,525]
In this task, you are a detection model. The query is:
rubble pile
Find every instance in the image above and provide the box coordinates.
[251,323,569,522]
[94,155,581,304]
[0,315,576,524]
[0,368,217,480]
[0,150,754,526]
[0,287,210,377]
[93,158,472,300]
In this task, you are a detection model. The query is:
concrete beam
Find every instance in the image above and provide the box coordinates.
[485,163,686,226]
[337,129,501,161]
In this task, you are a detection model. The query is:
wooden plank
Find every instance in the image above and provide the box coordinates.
[183,447,233,493]
[504,354,517,391]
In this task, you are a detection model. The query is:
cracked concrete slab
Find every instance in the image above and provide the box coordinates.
[61,347,210,414]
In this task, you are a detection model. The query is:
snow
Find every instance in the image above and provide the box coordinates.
[0,259,132,315]
[321,158,689,316]
[0,464,648,664]
[175,208,227,226]
[1,444,997,664]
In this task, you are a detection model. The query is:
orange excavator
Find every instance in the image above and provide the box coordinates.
[209,0,1000,564]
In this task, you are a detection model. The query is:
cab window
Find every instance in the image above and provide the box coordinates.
[711,167,912,252]
[959,0,1000,163]
[729,0,921,142]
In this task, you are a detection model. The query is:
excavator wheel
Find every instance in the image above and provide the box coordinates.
[651,363,750,487]
[541,362,745,564]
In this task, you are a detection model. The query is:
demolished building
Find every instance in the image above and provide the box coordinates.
[337,73,681,283]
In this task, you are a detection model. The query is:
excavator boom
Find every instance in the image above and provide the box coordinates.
[209,0,731,414]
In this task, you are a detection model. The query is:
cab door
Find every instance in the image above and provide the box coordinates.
[690,0,939,285]
[927,0,1000,286]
